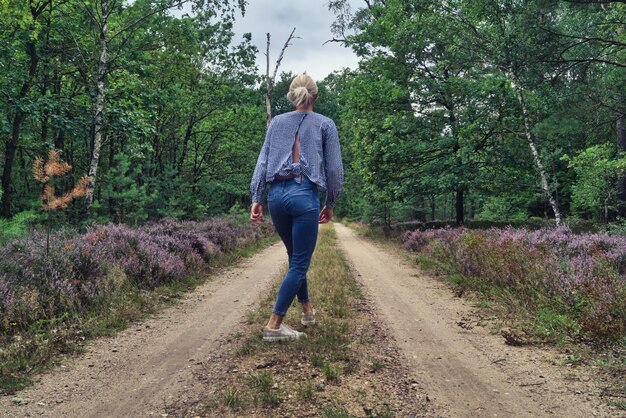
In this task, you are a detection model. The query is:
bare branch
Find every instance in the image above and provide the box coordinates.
[323,37,348,46]
[548,57,626,68]
[271,27,298,85]
[77,0,101,27]
[265,28,298,126]
[540,26,626,48]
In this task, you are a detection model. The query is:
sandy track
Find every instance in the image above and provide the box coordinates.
[334,223,607,418]
[0,242,286,418]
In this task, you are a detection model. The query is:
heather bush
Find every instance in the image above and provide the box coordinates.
[403,226,626,342]
[0,216,274,335]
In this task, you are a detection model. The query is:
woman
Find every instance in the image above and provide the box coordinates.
[250,74,344,342]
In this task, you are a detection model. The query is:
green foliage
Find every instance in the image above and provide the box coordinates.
[477,195,531,222]
[0,211,41,245]
[1,0,624,230]
[562,145,626,221]
[99,153,150,224]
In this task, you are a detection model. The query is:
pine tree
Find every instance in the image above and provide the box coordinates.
[33,150,88,254]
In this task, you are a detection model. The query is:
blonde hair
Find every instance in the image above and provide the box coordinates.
[287,74,318,109]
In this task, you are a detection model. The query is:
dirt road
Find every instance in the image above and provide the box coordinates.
[0,242,287,418]
[334,223,608,418]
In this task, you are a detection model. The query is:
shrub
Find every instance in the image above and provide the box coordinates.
[0,216,274,335]
[402,226,626,342]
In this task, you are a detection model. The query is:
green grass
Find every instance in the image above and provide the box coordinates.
[220,387,247,409]
[533,307,581,344]
[247,372,280,406]
[473,299,493,309]
[369,359,385,373]
[297,381,315,400]
[607,399,626,411]
[323,406,352,418]
[323,362,340,382]
[310,353,324,368]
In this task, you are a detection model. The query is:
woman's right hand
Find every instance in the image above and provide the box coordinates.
[319,206,333,224]
[250,202,264,224]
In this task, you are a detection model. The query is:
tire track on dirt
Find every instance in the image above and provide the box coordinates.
[334,223,602,418]
[0,242,286,418]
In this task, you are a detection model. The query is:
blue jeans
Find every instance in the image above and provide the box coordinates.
[268,176,320,316]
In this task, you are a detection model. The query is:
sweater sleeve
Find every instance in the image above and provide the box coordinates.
[322,119,344,208]
[250,120,274,203]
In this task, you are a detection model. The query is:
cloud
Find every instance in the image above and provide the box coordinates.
[232,0,360,80]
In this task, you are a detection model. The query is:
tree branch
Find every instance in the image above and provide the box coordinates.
[271,27,298,84]
[109,0,190,42]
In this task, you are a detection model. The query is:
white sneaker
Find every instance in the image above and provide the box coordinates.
[301,310,316,326]
[263,323,307,342]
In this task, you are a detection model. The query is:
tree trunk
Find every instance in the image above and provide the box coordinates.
[40,72,50,148]
[468,189,475,219]
[84,0,109,216]
[108,129,116,218]
[455,188,464,226]
[447,103,464,226]
[178,113,195,173]
[430,195,436,221]
[513,84,562,226]
[617,95,626,217]
[265,28,296,127]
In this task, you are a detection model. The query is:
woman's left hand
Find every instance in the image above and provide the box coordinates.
[319,206,333,224]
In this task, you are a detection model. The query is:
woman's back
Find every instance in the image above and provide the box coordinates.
[251,111,343,209]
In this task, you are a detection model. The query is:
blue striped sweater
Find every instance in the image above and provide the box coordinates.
[250,111,344,208]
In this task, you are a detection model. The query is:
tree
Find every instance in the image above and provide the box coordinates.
[564,144,626,221]
[0,0,54,218]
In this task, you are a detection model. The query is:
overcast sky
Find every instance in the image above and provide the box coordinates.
[230,0,361,81]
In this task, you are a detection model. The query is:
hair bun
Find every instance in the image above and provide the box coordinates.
[294,86,309,96]
[287,74,318,109]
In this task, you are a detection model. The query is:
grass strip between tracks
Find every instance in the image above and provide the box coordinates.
[173,223,430,417]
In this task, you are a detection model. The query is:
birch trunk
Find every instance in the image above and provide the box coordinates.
[514,84,562,226]
[265,33,272,127]
[84,0,109,215]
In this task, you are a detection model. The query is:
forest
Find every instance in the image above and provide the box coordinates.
[0,0,623,231]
